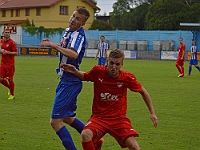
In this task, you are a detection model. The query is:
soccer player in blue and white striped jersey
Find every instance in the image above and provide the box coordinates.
[40,7,90,150]
[187,39,200,76]
[95,35,109,65]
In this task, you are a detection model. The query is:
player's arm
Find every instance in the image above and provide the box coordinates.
[94,49,100,60]
[40,38,78,60]
[139,86,158,127]
[60,63,85,80]
[181,46,186,60]
[2,50,17,55]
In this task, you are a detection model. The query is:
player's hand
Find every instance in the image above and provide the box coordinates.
[150,113,158,128]
[40,38,50,47]
[0,49,5,54]
[60,63,77,73]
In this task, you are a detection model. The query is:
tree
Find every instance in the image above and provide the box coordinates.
[145,0,189,30]
[110,0,134,29]
[89,20,113,30]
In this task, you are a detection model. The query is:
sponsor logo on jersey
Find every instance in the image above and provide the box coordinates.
[100,93,119,102]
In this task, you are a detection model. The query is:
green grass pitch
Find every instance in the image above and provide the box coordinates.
[0,56,200,150]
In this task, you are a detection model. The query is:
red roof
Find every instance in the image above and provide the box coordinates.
[0,0,100,10]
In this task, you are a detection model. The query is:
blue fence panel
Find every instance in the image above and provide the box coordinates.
[22,29,199,51]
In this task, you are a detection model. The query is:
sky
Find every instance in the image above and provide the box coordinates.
[96,0,118,15]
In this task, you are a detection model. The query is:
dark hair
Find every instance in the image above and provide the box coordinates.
[76,7,90,22]
[109,49,124,60]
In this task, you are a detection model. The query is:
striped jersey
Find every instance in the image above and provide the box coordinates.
[190,45,198,60]
[58,27,86,81]
[97,42,108,58]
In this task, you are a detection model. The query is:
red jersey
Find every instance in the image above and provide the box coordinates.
[84,65,142,118]
[178,43,186,59]
[1,38,17,66]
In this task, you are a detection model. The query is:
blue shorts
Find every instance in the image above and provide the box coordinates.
[51,80,82,119]
[189,59,198,65]
[98,57,106,66]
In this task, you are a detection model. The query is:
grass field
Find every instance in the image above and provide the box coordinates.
[0,56,200,150]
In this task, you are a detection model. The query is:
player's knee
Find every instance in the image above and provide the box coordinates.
[81,129,93,142]
[127,144,140,150]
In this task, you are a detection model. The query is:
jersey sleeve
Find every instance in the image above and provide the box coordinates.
[84,65,99,82]
[11,40,17,52]
[127,73,142,92]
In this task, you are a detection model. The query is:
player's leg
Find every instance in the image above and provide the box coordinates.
[81,118,105,150]
[194,64,200,71]
[175,63,182,74]
[0,66,10,89]
[7,66,15,99]
[81,129,96,150]
[50,81,82,150]
[125,136,141,150]
[63,117,84,134]
[187,59,193,76]
[51,118,77,150]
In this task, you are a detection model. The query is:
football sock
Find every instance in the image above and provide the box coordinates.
[176,64,181,74]
[82,140,96,150]
[195,66,200,71]
[188,66,192,75]
[56,126,77,150]
[181,66,184,75]
[70,118,84,134]
[1,79,10,88]
[9,80,14,96]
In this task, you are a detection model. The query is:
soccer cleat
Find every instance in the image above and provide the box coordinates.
[187,74,190,76]
[8,95,14,100]
[95,138,104,150]
[178,74,184,77]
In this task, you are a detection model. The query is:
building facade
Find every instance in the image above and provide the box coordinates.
[0,0,100,30]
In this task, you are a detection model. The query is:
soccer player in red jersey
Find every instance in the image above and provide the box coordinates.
[60,49,158,150]
[0,29,18,99]
[176,38,186,77]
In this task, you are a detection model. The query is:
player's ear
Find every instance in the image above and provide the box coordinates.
[82,22,85,26]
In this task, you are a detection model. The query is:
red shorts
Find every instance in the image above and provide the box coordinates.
[0,65,15,80]
[176,59,184,66]
[83,116,139,148]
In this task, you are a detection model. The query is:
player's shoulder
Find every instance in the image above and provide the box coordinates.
[121,70,136,78]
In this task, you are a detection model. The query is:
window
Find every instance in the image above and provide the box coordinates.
[2,10,6,17]
[16,9,20,17]
[25,8,30,16]
[60,6,68,15]
[11,9,14,17]
[36,8,41,16]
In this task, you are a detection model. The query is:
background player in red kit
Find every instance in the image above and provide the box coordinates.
[61,49,158,150]
[176,37,186,77]
[0,29,18,99]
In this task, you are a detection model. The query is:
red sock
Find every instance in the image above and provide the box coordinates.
[181,66,184,76]
[176,65,181,74]
[1,79,10,88]
[82,140,95,150]
[9,80,14,96]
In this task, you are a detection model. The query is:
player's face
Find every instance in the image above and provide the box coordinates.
[69,11,86,31]
[100,36,105,42]
[106,57,123,78]
[4,30,10,39]
[179,38,183,44]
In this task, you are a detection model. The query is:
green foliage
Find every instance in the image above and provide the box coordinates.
[110,0,200,30]
[0,57,200,149]
[22,19,64,38]
[89,19,113,30]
